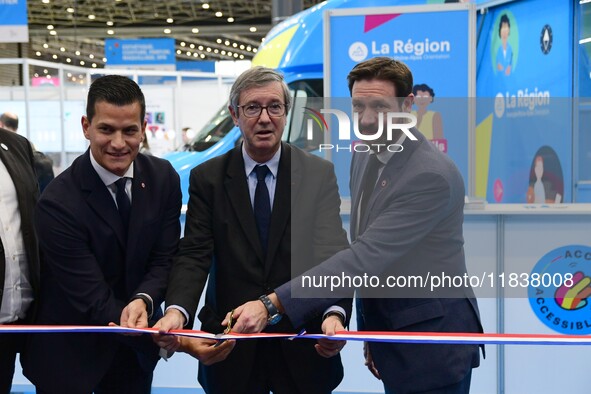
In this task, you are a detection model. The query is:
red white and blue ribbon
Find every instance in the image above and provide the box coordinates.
[2,325,591,345]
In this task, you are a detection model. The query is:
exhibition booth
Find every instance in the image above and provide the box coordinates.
[3,0,591,392]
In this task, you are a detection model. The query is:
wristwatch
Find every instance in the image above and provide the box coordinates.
[259,294,282,325]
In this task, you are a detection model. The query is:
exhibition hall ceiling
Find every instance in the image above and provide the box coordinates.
[26,0,321,69]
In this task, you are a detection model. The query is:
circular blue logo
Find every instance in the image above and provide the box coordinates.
[528,245,591,334]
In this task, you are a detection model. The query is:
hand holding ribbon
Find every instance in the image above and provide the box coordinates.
[315,314,347,358]
[152,308,185,353]
[225,300,269,333]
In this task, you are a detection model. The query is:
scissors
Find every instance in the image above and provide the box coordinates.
[213,309,234,348]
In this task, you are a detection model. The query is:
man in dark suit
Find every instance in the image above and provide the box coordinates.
[154,66,350,394]
[232,57,483,394]
[0,127,39,394]
[21,75,181,393]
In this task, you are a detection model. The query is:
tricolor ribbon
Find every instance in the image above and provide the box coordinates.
[2,325,591,345]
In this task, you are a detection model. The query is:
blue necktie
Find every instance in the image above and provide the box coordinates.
[115,177,131,231]
[254,165,271,253]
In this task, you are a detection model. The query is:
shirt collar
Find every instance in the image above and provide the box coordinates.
[89,149,134,187]
[242,144,281,179]
[374,133,407,166]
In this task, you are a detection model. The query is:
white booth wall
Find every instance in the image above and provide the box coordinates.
[0,58,234,173]
[4,59,591,393]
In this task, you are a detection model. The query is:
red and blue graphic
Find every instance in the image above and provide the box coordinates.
[303,107,329,133]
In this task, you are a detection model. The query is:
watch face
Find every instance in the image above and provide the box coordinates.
[268,313,282,325]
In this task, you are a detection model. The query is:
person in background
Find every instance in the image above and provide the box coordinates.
[0,126,40,394]
[181,126,195,150]
[0,112,19,132]
[21,75,181,393]
[0,112,55,192]
[153,66,350,394]
[230,57,483,394]
[140,133,152,155]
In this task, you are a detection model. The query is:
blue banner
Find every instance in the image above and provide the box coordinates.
[0,0,28,43]
[326,6,472,196]
[475,0,573,203]
[105,38,176,66]
[176,60,216,72]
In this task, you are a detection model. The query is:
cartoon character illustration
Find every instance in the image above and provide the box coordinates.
[496,14,513,76]
[526,148,564,204]
[411,83,443,140]
[530,156,546,203]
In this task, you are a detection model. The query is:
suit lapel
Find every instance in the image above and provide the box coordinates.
[350,153,366,241]
[357,130,424,234]
[224,147,265,262]
[80,151,127,248]
[265,143,293,276]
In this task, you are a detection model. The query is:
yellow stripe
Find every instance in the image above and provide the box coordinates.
[475,114,493,198]
[252,25,299,68]
[563,277,591,309]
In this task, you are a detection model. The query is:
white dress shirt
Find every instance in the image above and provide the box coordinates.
[0,159,33,323]
[242,143,280,210]
[89,151,134,206]
[88,152,154,315]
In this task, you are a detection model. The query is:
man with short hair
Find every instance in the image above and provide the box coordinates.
[22,75,181,393]
[154,66,350,394]
[231,57,483,394]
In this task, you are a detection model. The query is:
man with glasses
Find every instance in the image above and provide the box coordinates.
[154,66,350,394]
[230,58,483,394]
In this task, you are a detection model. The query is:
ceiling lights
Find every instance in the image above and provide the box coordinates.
[28,0,273,67]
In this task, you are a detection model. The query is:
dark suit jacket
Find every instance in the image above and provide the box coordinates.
[33,150,54,193]
[22,150,181,393]
[277,131,482,393]
[166,142,350,394]
[0,128,39,320]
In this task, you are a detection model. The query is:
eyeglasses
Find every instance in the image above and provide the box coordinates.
[237,103,286,118]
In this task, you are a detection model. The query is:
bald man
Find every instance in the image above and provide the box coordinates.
[0,112,54,192]
[0,112,18,132]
